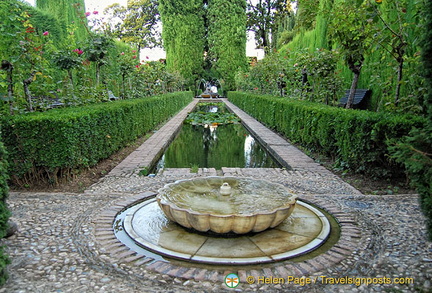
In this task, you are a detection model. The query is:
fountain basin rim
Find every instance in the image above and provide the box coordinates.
[157,176,297,216]
[156,176,297,234]
[156,201,295,217]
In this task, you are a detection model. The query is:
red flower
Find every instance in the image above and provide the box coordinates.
[132,55,137,59]
[73,48,84,55]
[43,31,49,36]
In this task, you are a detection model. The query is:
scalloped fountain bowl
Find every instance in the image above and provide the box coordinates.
[157,176,297,234]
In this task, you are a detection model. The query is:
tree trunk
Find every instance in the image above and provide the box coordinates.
[23,71,36,112]
[121,73,126,99]
[96,63,100,87]
[346,71,360,109]
[1,60,14,115]
[67,70,75,90]
[395,56,404,106]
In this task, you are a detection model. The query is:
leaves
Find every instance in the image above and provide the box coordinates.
[229,91,427,177]
[104,0,161,50]
[185,111,240,125]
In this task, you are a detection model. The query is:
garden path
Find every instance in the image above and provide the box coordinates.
[1,99,431,292]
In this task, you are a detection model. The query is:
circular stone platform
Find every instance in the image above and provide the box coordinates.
[118,197,331,265]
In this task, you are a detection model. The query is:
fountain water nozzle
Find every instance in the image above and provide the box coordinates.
[220,182,232,196]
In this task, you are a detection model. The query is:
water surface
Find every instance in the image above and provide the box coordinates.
[155,123,280,170]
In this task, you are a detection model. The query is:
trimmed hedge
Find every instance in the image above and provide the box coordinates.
[1,92,193,185]
[0,131,10,284]
[228,92,426,177]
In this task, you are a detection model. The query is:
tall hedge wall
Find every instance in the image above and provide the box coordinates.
[228,92,426,177]
[36,0,87,42]
[1,92,193,185]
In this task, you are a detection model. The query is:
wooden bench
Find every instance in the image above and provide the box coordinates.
[339,89,371,109]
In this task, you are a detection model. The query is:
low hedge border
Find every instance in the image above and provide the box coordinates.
[1,92,193,185]
[228,92,426,178]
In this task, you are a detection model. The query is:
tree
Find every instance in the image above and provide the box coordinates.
[365,0,423,107]
[328,1,374,109]
[85,34,114,87]
[246,0,294,53]
[159,0,205,88]
[104,0,160,51]
[208,0,248,90]
[390,0,432,240]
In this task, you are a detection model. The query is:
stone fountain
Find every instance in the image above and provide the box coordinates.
[157,176,297,234]
[117,176,332,265]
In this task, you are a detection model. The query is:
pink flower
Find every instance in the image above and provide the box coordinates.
[135,64,140,68]
[132,55,137,59]
[73,48,84,55]
[132,50,136,53]
[146,56,149,59]
[85,12,91,17]
[120,52,125,55]
[43,31,49,36]
[93,11,99,15]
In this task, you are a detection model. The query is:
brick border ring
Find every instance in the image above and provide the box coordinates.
[92,191,365,283]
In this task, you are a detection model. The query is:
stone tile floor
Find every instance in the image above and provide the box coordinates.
[1,169,431,293]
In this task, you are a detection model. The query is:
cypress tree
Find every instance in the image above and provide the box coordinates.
[207,0,248,91]
[158,0,205,88]
[159,0,248,90]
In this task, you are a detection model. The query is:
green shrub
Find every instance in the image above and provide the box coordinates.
[1,92,192,185]
[0,131,11,285]
[228,92,426,178]
[388,0,432,240]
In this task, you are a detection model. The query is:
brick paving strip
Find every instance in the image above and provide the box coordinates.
[223,99,331,174]
[1,98,431,292]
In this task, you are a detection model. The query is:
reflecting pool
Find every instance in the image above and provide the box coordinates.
[155,123,280,171]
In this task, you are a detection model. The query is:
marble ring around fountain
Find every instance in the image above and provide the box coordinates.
[156,176,297,234]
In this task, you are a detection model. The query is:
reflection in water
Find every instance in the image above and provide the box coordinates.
[155,123,280,171]
[244,134,254,168]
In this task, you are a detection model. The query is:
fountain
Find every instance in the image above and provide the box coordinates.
[116,175,332,265]
[195,79,223,98]
[157,176,297,234]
